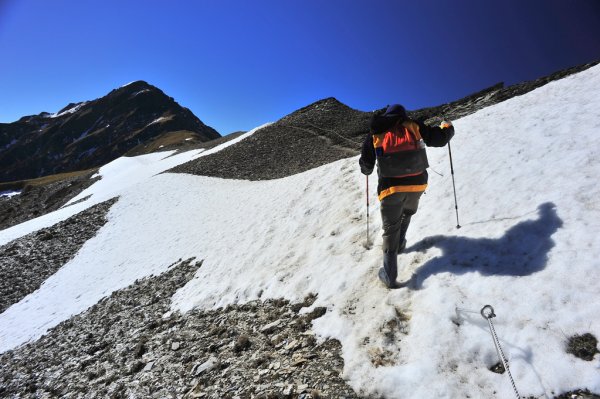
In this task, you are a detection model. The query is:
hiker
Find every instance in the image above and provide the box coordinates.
[359,104,455,288]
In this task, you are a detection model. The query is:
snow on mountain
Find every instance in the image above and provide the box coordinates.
[0,190,20,198]
[49,101,88,118]
[1,66,600,397]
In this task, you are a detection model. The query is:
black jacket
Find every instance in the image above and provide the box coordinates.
[359,115,454,199]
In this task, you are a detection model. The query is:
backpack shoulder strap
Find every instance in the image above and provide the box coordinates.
[402,120,423,141]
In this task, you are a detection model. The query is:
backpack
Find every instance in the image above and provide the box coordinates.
[372,120,429,177]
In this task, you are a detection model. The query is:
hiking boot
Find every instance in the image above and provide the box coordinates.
[378,268,397,289]
[378,251,399,289]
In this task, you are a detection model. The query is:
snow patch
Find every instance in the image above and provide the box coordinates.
[0,123,269,246]
[0,190,21,198]
[49,102,88,118]
[148,116,169,125]
[131,89,150,97]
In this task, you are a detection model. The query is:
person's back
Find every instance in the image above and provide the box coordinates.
[359,104,454,288]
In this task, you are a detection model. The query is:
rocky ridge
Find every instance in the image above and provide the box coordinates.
[0,81,220,183]
[170,97,368,180]
[410,61,600,125]
[171,61,599,181]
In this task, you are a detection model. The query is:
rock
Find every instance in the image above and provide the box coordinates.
[133,341,146,358]
[270,333,284,347]
[185,381,205,398]
[292,358,308,367]
[171,342,181,351]
[233,335,251,353]
[283,384,294,395]
[305,307,327,322]
[260,319,282,334]
[285,340,300,351]
[298,383,309,391]
[36,231,54,241]
[129,361,145,375]
[311,389,323,399]
[192,356,219,376]
[270,361,281,370]
[143,361,154,372]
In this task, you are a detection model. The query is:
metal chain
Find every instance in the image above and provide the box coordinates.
[481,305,521,399]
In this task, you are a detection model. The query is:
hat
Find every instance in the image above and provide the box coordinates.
[383,104,407,119]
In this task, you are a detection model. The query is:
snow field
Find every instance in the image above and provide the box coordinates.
[0,66,599,397]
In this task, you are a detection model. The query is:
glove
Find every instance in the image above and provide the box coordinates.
[440,121,455,141]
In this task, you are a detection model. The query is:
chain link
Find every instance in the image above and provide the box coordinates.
[481,305,521,399]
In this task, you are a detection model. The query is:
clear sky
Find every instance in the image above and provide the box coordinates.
[1,0,599,135]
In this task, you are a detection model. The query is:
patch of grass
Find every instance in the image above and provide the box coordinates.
[0,169,97,191]
[126,130,201,156]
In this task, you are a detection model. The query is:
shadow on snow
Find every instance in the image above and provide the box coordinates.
[403,202,563,289]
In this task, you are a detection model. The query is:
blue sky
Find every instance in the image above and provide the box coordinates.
[1,0,599,135]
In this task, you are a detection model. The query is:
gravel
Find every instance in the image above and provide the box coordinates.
[0,258,360,399]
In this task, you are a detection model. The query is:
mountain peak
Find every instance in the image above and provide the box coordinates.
[306,96,346,109]
[0,83,220,183]
[119,80,153,90]
[108,80,163,99]
[284,97,355,120]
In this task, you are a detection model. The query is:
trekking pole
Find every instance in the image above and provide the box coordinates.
[366,175,371,248]
[447,141,461,229]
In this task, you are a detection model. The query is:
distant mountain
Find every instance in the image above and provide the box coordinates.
[0,81,220,183]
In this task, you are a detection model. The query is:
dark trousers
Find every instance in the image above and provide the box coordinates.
[380,191,423,253]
